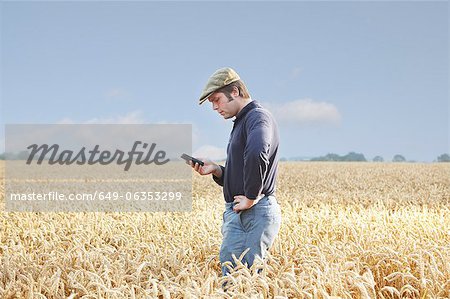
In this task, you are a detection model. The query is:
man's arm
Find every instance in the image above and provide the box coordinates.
[243,111,272,199]
[212,165,225,186]
[233,114,271,212]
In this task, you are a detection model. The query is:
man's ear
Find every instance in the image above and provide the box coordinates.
[231,86,240,97]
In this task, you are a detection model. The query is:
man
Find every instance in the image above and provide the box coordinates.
[191,67,282,277]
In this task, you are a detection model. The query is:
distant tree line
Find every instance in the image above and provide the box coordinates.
[0,151,30,161]
[437,153,450,162]
[392,154,406,162]
[0,152,449,162]
[308,152,450,162]
[310,152,367,162]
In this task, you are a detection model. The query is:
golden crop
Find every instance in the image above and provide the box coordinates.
[0,162,449,298]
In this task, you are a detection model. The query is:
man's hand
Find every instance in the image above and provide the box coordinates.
[233,194,264,213]
[189,158,222,177]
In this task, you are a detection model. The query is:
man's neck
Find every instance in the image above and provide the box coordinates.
[237,98,253,114]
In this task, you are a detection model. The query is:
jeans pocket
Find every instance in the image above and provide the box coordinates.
[255,203,281,224]
[238,208,254,233]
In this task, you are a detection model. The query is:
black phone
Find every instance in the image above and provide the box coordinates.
[181,153,204,166]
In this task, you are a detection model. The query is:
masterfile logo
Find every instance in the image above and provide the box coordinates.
[26,141,170,170]
[5,124,192,212]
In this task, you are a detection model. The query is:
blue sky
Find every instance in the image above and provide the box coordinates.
[1,1,448,162]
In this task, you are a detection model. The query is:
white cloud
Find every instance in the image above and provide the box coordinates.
[193,145,226,161]
[265,99,341,126]
[57,110,145,124]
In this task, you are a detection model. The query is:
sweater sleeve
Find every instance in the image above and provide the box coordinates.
[243,111,272,199]
[212,165,225,187]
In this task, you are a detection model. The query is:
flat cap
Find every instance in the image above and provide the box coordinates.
[198,67,240,105]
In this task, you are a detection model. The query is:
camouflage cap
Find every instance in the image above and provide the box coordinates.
[198,67,240,105]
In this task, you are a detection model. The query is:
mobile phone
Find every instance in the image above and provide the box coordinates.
[181,153,204,166]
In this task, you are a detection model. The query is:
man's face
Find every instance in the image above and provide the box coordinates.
[208,91,240,119]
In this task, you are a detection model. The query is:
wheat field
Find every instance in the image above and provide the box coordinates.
[0,161,449,298]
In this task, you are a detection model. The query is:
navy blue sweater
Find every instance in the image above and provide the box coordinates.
[213,101,280,202]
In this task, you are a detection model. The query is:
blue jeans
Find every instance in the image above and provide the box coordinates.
[219,195,282,276]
